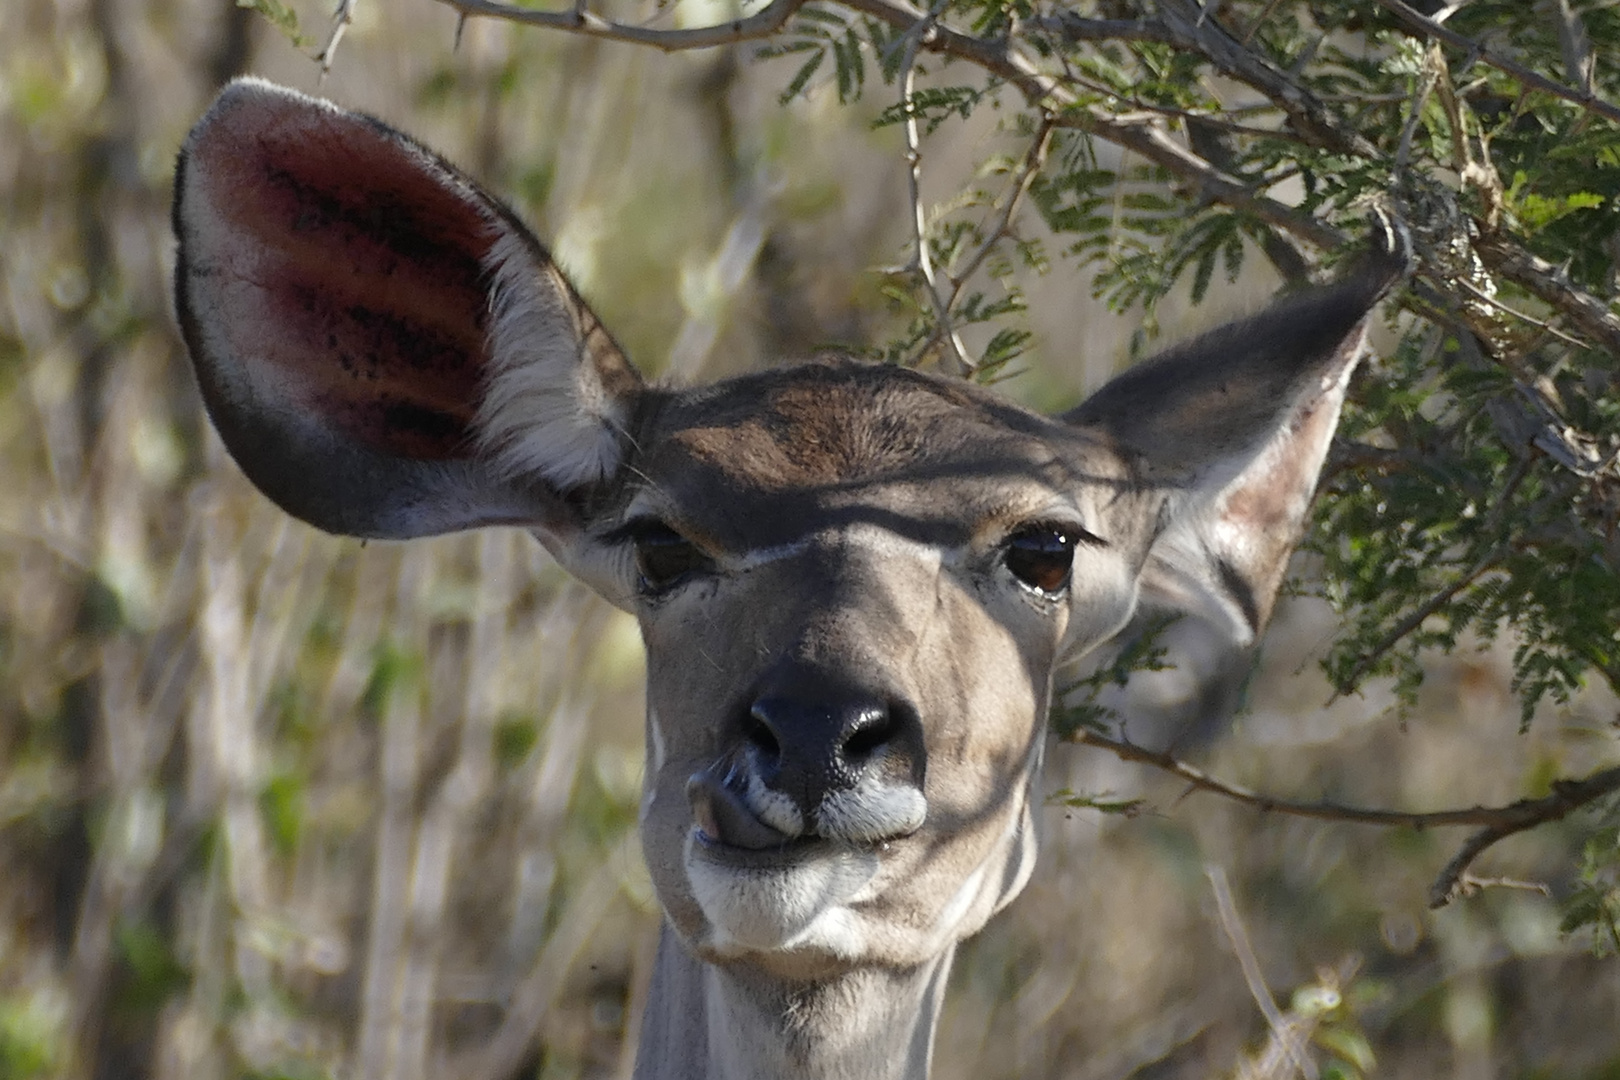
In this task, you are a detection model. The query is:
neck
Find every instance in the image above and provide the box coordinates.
[633,922,954,1080]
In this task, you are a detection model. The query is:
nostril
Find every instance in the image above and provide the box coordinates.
[840,709,895,764]
[744,708,781,760]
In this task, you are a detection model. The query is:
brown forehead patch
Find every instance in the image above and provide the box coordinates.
[661,361,1005,491]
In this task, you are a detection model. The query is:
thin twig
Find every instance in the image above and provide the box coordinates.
[1069,727,1545,829]
[438,0,807,51]
[1048,109,1345,249]
[1454,277,1593,352]
[1541,0,1595,99]
[1330,449,1537,698]
[946,116,1054,307]
[1453,872,1553,898]
[898,0,972,375]
[1474,233,1620,359]
[1375,0,1620,125]
[1395,42,1442,171]
[1207,866,1316,1080]
[1239,0,1287,46]
[432,0,1345,252]
[1026,12,1174,46]
[1328,541,1510,700]
[316,0,360,76]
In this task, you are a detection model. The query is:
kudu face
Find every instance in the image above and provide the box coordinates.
[629,370,1152,972]
[173,80,1397,986]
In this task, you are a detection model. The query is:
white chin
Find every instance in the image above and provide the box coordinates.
[684,838,879,957]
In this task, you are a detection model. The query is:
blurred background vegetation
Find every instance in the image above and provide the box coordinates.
[2,0,1618,1077]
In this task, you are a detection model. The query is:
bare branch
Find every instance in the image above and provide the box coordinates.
[1428,765,1620,908]
[1069,728,1535,829]
[1152,0,1374,157]
[1051,110,1346,249]
[434,0,807,51]
[1330,444,1538,698]
[438,0,1345,256]
[1540,0,1595,98]
[1374,0,1620,125]
[1025,12,1175,46]
[1069,728,1620,911]
[844,0,1350,251]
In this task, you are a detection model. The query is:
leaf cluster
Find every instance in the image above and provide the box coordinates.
[740,0,1620,955]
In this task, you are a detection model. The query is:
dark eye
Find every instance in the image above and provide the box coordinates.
[631,522,712,593]
[1004,525,1078,594]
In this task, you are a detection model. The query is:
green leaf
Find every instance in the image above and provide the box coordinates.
[1047,789,1147,816]
[236,0,310,47]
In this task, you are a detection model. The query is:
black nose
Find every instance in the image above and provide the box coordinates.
[743,671,920,812]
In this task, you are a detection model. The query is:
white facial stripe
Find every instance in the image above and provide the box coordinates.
[731,538,813,570]
[729,522,956,573]
[935,863,989,937]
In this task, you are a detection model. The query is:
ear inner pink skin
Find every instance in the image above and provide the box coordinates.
[190,91,498,462]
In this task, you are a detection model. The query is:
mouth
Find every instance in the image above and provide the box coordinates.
[690,827,838,870]
[688,773,841,868]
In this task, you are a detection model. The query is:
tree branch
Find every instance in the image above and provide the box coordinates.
[1026,12,1174,46]
[1374,0,1620,125]
[1428,766,1620,908]
[316,0,361,75]
[1326,542,1511,701]
[1474,233,1620,360]
[1329,443,1537,699]
[435,0,807,51]
[433,0,1350,254]
[1067,728,1620,909]
[845,0,1353,247]
[1206,866,1317,1080]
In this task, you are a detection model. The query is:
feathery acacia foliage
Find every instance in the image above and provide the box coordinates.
[446,0,1620,951]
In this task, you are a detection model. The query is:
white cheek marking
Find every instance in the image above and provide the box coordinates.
[935,863,988,937]
[647,706,667,775]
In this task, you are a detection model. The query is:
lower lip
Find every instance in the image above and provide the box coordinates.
[691,829,837,869]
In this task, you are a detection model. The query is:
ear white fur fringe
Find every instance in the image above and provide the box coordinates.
[477,231,629,491]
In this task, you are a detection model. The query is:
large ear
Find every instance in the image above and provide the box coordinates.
[1067,254,1404,646]
[172,78,641,541]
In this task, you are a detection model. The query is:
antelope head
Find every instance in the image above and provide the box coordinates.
[174,78,1398,1078]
